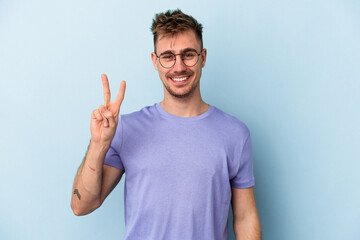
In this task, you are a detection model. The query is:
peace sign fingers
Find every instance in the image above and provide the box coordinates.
[101,73,126,115]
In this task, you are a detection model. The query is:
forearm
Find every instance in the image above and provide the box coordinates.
[234,215,261,240]
[71,141,110,215]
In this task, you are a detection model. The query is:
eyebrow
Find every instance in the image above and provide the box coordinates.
[158,48,199,56]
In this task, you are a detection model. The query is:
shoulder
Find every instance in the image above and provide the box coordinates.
[119,104,158,126]
[211,106,250,138]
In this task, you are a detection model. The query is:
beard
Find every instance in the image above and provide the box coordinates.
[163,79,199,99]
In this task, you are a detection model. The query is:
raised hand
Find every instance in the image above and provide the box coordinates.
[90,74,126,145]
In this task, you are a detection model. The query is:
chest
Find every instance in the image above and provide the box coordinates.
[121,123,231,184]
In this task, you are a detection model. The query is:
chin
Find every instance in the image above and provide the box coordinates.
[166,83,198,99]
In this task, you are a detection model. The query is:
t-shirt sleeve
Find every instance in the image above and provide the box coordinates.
[230,133,255,188]
[104,115,125,171]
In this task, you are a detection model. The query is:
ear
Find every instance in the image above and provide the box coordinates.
[151,52,159,71]
[201,48,207,68]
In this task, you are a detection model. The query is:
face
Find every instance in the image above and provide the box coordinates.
[151,30,207,99]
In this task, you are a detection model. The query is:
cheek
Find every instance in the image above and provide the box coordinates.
[159,70,168,79]
[194,67,202,76]
[160,68,166,74]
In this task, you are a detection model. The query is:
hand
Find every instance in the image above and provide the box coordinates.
[90,74,126,145]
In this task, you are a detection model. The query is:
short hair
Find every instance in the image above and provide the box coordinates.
[151,9,203,52]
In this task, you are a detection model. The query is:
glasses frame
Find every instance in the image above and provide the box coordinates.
[155,49,203,69]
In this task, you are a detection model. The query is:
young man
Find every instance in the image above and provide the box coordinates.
[71,9,261,240]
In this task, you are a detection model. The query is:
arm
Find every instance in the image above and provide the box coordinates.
[71,74,126,216]
[71,142,124,216]
[231,187,261,240]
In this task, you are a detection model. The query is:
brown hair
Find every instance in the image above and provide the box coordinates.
[151,9,203,52]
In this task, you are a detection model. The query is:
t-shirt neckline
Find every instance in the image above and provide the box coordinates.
[155,102,215,122]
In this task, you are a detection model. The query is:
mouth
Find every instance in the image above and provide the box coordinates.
[168,75,192,85]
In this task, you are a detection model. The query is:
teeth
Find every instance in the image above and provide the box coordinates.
[172,77,187,82]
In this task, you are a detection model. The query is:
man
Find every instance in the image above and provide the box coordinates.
[71,9,261,240]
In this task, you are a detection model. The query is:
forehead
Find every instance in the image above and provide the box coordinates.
[156,30,201,53]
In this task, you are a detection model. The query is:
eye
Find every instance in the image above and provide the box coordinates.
[160,54,174,61]
[183,51,196,59]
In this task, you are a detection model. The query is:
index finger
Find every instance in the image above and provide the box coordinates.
[101,74,111,109]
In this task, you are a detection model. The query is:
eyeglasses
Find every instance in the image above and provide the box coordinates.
[155,49,202,69]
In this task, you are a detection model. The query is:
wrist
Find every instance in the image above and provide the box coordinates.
[83,140,110,171]
[89,139,111,152]
[87,140,111,161]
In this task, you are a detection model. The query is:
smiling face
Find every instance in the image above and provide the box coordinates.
[151,30,207,99]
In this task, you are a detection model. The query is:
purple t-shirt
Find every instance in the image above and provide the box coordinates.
[104,102,254,240]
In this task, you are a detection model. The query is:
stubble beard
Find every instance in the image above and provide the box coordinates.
[163,77,199,99]
[163,69,201,99]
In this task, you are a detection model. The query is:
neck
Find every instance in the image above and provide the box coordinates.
[160,89,209,117]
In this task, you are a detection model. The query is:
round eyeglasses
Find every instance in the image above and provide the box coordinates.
[155,49,202,69]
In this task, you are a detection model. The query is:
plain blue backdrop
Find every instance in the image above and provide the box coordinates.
[0,0,359,239]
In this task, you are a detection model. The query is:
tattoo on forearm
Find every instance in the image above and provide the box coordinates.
[74,189,81,200]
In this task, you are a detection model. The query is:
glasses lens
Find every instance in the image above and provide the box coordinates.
[183,51,199,67]
[159,54,175,68]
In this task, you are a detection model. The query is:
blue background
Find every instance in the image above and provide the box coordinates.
[0,0,359,239]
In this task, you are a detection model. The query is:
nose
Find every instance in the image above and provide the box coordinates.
[172,55,187,72]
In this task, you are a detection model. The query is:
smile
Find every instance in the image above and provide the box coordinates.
[171,76,188,82]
